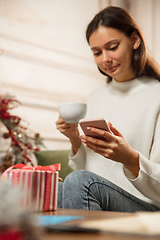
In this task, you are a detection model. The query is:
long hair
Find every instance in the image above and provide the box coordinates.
[86,6,160,82]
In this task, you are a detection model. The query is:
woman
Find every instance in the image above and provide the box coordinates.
[56,6,160,212]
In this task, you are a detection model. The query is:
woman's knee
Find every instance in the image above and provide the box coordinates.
[64,170,91,187]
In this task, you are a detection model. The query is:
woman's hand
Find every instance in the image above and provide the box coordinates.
[80,122,140,177]
[56,116,81,154]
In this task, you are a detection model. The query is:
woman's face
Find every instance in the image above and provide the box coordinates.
[89,26,137,82]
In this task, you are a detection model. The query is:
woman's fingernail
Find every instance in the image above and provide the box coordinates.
[80,135,83,139]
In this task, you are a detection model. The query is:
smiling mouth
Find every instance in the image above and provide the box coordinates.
[108,65,120,73]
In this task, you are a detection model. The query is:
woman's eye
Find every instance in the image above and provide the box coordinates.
[93,52,101,56]
[109,43,119,51]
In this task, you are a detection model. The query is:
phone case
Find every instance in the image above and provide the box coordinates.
[79,118,110,139]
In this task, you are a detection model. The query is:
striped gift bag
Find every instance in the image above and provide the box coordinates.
[1,164,60,211]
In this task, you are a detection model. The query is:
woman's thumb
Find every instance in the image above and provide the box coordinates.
[108,122,123,137]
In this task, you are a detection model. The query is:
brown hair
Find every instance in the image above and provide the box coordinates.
[86,6,160,82]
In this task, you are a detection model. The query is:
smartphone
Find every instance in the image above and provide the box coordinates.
[79,118,111,140]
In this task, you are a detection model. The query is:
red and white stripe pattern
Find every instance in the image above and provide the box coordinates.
[2,168,59,211]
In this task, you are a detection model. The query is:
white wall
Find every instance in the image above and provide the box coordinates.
[0,0,108,151]
[129,0,160,65]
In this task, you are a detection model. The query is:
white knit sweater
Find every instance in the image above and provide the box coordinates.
[69,76,160,207]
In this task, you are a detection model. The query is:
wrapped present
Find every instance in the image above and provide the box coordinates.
[1,163,61,212]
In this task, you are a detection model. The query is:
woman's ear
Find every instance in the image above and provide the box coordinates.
[132,31,141,50]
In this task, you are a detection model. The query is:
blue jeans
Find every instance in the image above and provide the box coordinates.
[58,170,160,212]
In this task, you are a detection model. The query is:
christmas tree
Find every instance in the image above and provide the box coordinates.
[0,93,44,172]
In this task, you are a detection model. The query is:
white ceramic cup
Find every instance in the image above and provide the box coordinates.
[58,102,87,123]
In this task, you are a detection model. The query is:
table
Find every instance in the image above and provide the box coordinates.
[39,209,159,240]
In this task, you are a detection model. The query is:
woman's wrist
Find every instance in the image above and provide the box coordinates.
[70,137,81,155]
[124,152,140,178]
[123,150,140,178]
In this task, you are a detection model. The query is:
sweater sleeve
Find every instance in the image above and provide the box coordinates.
[123,110,160,202]
[124,154,160,202]
[68,142,86,170]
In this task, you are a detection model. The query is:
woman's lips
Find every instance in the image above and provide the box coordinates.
[108,64,120,72]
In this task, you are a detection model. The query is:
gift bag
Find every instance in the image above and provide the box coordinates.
[1,163,61,212]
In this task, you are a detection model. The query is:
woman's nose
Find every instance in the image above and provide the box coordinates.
[102,51,111,63]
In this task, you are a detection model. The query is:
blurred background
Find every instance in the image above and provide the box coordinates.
[0,0,160,151]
